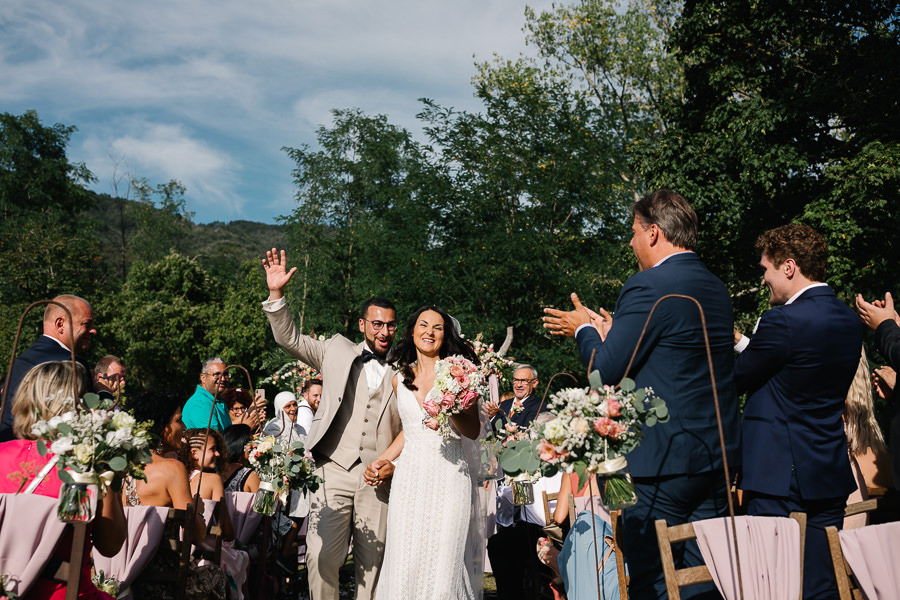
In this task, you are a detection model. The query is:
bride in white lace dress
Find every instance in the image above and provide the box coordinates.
[370,305,485,599]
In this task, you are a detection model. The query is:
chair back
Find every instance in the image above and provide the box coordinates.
[224,491,263,545]
[91,505,168,600]
[828,517,900,600]
[0,493,82,600]
[656,512,806,600]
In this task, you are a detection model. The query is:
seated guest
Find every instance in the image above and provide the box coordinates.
[183,358,231,431]
[221,387,261,432]
[221,424,261,494]
[179,429,228,501]
[127,390,206,541]
[485,365,548,431]
[92,355,126,402]
[844,349,893,493]
[262,391,308,444]
[299,378,321,431]
[0,361,126,600]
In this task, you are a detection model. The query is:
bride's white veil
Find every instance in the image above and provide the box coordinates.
[461,400,489,599]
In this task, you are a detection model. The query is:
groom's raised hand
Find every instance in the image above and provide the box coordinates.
[262,248,297,300]
[542,292,592,337]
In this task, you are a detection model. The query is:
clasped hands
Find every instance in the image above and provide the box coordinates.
[542,292,613,340]
[363,459,394,486]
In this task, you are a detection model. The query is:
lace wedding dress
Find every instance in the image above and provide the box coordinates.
[375,382,479,599]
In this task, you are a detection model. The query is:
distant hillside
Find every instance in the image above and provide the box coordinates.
[84,191,288,282]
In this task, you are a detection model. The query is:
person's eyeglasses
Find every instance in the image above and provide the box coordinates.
[229,406,248,414]
[513,378,535,384]
[363,319,398,332]
[204,372,229,380]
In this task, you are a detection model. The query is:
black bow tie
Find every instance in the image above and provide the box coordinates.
[361,349,386,365]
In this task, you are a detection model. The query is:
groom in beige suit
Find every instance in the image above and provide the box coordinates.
[262,249,403,600]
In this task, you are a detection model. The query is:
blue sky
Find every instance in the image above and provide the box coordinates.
[1,0,555,224]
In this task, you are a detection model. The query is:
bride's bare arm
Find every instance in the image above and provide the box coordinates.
[450,403,481,440]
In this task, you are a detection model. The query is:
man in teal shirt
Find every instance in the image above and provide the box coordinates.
[182,357,232,430]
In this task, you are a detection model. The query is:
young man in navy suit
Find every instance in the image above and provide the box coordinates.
[544,190,740,600]
[0,294,97,441]
[735,224,861,600]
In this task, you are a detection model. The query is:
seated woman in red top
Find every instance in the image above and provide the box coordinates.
[0,361,126,600]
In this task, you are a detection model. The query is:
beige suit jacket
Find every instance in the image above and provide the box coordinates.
[264,300,401,462]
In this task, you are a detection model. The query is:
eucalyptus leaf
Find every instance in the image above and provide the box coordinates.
[57,423,73,435]
[655,406,669,420]
[646,414,658,427]
[57,469,74,484]
[37,439,48,457]
[107,456,127,471]
[634,389,646,402]
[589,370,603,390]
[619,378,635,393]
[651,397,666,408]
[83,393,100,410]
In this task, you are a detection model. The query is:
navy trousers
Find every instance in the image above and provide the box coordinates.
[745,467,846,600]
[625,471,728,600]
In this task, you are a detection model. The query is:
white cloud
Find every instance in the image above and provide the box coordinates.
[2,0,557,222]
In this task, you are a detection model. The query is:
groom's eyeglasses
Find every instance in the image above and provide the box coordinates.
[363,319,398,332]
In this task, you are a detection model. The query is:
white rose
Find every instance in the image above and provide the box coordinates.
[543,418,567,444]
[571,417,590,436]
[111,412,134,429]
[74,443,94,464]
[51,436,75,454]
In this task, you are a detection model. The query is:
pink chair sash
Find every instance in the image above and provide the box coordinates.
[839,521,900,600]
[573,493,611,525]
[224,491,262,545]
[0,494,69,597]
[693,515,801,600]
[91,505,168,600]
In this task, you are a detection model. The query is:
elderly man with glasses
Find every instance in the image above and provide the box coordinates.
[182,357,232,430]
[485,364,546,431]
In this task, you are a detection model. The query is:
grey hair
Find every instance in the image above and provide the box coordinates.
[514,364,538,379]
[201,357,226,373]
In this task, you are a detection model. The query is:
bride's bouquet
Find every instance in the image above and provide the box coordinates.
[32,393,153,522]
[422,355,487,438]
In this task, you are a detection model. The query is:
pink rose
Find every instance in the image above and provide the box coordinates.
[423,399,440,417]
[441,392,456,410]
[537,439,557,462]
[424,418,439,430]
[607,398,622,418]
[450,365,465,378]
[593,417,616,437]
[459,389,478,409]
[456,375,470,389]
[505,422,519,434]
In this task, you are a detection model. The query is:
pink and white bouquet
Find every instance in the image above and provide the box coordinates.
[533,373,668,509]
[422,355,488,438]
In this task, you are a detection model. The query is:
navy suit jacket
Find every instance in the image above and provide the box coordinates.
[0,336,83,442]
[575,252,740,478]
[494,393,548,431]
[735,285,861,499]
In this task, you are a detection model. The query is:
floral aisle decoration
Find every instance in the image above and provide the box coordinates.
[533,371,668,510]
[481,419,544,505]
[471,334,516,392]
[422,355,488,438]
[91,571,120,597]
[32,393,153,523]
[258,359,322,395]
[245,435,322,515]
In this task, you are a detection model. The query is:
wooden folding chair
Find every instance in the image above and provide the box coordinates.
[42,521,88,600]
[829,496,900,600]
[541,490,577,528]
[609,509,629,600]
[655,512,806,600]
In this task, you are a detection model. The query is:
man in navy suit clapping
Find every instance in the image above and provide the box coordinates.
[735,224,861,600]
[544,190,740,600]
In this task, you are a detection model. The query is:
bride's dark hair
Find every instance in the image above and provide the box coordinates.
[388,305,480,391]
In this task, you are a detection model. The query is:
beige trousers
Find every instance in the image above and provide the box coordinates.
[306,460,390,600]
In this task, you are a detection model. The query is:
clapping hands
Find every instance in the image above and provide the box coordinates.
[855,292,899,331]
[543,292,613,340]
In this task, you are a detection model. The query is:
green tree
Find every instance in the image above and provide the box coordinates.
[101,252,215,395]
[642,0,900,320]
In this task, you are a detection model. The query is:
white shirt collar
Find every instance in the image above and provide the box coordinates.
[652,250,694,268]
[785,282,828,305]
